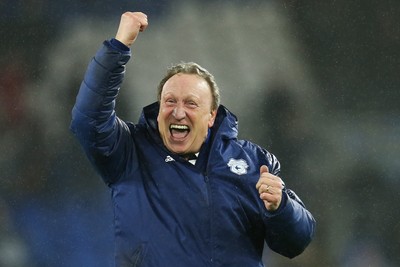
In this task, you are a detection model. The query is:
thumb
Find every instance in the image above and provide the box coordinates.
[260,165,269,175]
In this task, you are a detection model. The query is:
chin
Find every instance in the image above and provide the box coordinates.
[167,144,188,155]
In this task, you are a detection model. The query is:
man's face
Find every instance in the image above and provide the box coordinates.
[157,73,217,155]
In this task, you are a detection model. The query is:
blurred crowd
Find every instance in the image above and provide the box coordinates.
[1,1,399,266]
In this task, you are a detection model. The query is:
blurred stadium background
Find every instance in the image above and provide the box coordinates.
[1,0,399,266]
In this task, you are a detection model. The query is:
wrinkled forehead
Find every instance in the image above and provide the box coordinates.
[161,73,211,96]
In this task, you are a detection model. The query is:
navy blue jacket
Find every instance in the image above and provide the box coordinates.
[70,40,316,267]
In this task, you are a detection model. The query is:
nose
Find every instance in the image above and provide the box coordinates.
[172,105,186,120]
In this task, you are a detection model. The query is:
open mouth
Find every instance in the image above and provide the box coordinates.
[170,124,190,139]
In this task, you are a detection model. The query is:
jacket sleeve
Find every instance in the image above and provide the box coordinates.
[263,152,316,258]
[70,40,136,185]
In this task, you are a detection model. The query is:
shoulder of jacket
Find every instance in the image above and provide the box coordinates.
[236,139,281,175]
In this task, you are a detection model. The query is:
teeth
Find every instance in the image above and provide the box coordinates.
[170,124,189,130]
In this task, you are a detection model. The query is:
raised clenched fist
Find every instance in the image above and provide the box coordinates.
[115,12,148,47]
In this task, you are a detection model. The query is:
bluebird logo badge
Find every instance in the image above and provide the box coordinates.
[227,158,248,175]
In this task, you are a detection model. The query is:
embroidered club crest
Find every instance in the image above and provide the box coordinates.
[227,158,249,175]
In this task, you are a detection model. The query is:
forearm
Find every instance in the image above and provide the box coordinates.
[72,40,130,117]
[71,39,130,134]
[263,190,316,258]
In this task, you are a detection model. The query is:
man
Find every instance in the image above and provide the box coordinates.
[70,11,315,266]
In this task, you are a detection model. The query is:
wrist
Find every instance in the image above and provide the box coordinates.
[110,38,130,52]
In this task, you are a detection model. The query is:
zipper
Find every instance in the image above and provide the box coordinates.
[203,172,215,266]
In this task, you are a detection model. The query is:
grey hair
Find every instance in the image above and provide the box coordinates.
[157,62,220,111]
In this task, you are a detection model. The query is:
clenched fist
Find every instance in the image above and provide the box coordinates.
[256,165,284,211]
[115,12,148,47]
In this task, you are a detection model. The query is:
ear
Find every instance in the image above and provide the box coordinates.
[208,109,217,128]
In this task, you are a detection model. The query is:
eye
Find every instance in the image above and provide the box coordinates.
[186,100,198,108]
[165,98,176,106]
